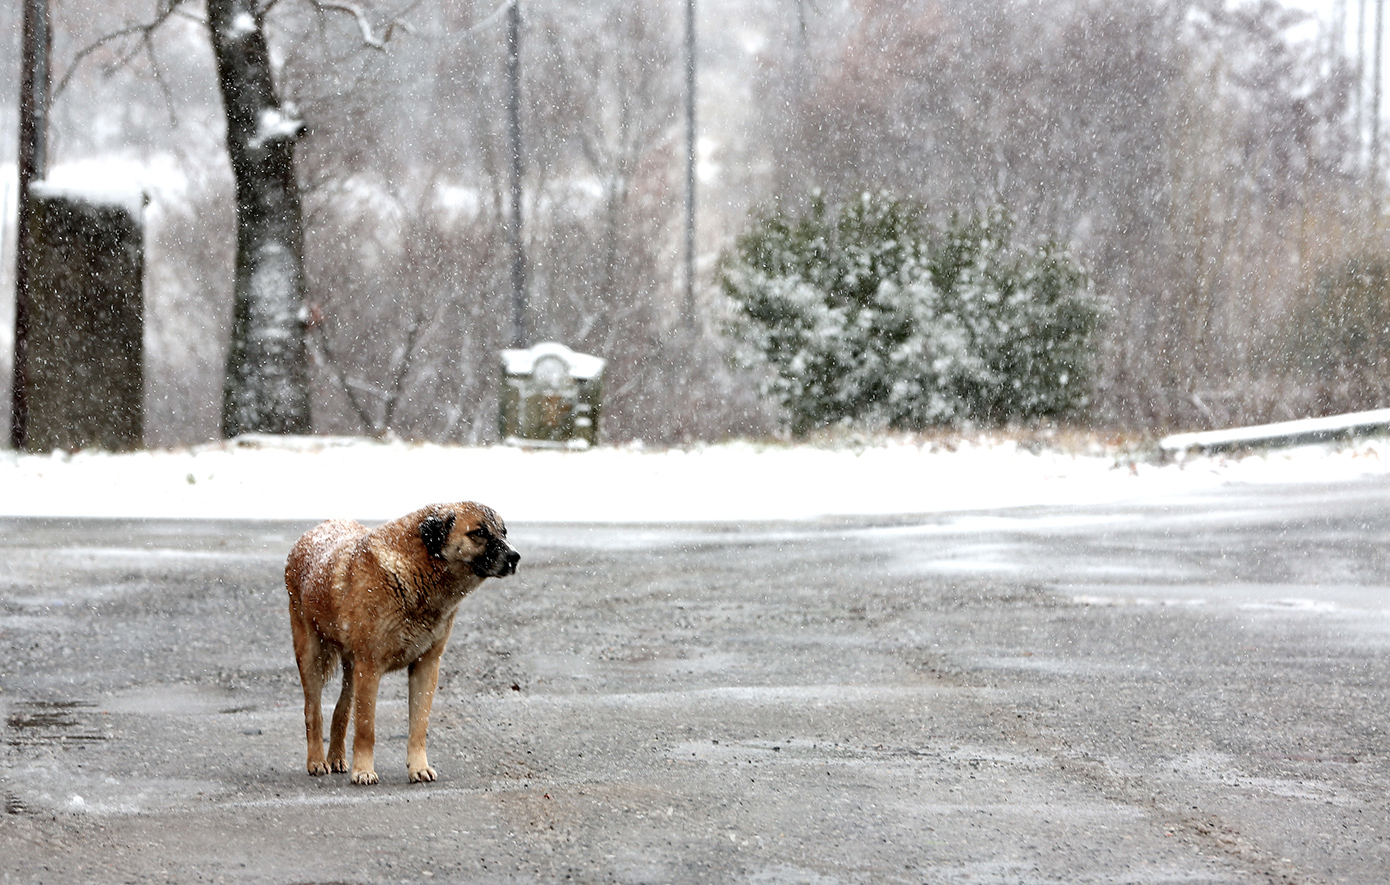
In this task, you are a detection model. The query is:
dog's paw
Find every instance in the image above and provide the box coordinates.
[351,769,379,785]
[307,760,329,776]
[328,758,349,774]
[408,765,438,784]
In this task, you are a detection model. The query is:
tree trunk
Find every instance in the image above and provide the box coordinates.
[11,0,51,448]
[207,0,312,437]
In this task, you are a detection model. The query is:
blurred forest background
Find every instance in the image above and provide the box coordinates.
[1,0,1387,446]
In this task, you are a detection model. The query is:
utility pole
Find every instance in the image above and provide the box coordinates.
[506,0,527,348]
[1373,0,1385,218]
[1359,0,1367,170]
[683,0,696,325]
[12,0,50,448]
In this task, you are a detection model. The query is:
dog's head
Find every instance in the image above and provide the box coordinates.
[419,503,520,578]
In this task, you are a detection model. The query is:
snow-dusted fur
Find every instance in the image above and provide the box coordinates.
[285,502,518,785]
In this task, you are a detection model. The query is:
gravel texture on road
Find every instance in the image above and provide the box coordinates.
[2,480,1388,883]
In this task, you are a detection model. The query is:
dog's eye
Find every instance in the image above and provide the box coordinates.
[467,528,490,541]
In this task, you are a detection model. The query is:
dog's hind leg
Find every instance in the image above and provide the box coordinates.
[291,617,333,776]
[326,656,353,773]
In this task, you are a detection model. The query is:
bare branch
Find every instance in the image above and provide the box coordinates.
[463,0,514,36]
[380,308,428,428]
[53,0,189,99]
[308,322,381,434]
[143,34,181,127]
[307,0,415,50]
[53,24,144,99]
[173,7,208,25]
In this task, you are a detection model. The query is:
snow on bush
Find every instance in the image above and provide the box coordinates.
[720,192,1102,436]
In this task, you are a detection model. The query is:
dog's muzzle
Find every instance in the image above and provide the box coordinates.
[475,543,521,578]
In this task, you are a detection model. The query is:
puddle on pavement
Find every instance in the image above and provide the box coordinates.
[104,683,257,716]
[6,696,235,817]
[6,700,108,746]
[6,775,228,817]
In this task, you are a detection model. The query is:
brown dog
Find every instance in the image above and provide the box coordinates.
[285,502,519,785]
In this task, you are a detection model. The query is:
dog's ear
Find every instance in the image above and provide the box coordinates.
[419,511,455,560]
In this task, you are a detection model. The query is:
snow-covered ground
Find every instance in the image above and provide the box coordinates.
[2,433,1389,523]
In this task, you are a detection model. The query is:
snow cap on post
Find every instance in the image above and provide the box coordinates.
[501,342,606,380]
[29,180,147,220]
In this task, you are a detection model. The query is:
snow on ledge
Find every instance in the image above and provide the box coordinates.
[29,180,146,219]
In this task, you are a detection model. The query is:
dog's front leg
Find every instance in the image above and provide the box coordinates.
[349,661,382,785]
[406,626,452,783]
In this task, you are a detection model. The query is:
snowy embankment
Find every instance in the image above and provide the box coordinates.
[2,432,1389,523]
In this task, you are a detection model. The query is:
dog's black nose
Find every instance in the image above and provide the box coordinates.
[507,550,521,568]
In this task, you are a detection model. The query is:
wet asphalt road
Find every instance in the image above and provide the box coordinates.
[1,477,1389,884]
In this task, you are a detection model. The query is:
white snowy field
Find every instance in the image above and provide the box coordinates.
[2,432,1389,523]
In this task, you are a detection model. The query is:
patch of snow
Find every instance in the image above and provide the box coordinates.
[29,180,146,218]
[227,11,257,39]
[697,136,721,184]
[248,107,304,150]
[42,155,188,204]
[531,176,603,218]
[738,29,768,55]
[434,182,482,224]
[2,434,1390,523]
[325,175,405,261]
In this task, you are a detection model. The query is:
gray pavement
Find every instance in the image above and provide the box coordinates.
[2,478,1389,884]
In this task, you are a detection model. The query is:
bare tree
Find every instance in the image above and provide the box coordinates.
[52,0,410,439]
[206,0,312,436]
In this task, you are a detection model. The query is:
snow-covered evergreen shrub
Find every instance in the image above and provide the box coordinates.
[720,192,1101,435]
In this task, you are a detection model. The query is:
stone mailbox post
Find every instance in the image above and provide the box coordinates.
[499,342,605,448]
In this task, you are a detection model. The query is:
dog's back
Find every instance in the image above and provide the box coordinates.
[286,519,367,616]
